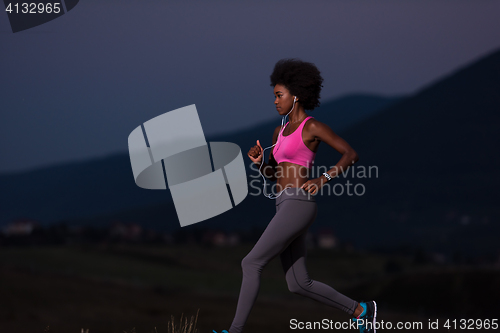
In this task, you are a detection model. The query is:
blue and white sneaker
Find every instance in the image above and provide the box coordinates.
[352,301,377,333]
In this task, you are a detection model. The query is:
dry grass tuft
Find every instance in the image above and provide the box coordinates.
[43,309,200,333]
[166,308,199,333]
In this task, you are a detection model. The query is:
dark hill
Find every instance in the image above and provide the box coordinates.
[71,47,500,258]
[0,94,401,226]
[3,46,500,257]
[343,48,500,176]
[319,47,500,255]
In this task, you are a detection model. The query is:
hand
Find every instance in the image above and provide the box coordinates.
[247,140,264,165]
[300,177,326,195]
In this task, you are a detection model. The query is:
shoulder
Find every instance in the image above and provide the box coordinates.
[304,117,329,132]
[272,125,282,143]
[304,118,334,139]
[273,125,282,137]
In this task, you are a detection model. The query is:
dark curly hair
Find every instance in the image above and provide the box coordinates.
[270,58,324,110]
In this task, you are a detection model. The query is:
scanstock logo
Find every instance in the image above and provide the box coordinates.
[3,0,80,33]
[128,105,248,227]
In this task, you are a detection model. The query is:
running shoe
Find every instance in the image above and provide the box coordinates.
[352,300,377,333]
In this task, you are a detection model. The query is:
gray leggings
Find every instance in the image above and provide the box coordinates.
[229,187,358,333]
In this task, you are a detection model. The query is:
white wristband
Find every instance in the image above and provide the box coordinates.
[322,172,332,182]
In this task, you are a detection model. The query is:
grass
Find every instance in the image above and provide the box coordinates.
[122,309,199,333]
[1,243,498,332]
[0,243,405,296]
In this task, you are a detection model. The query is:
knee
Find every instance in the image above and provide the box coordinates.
[287,278,304,294]
[286,277,312,295]
[288,282,303,295]
[241,255,250,270]
[241,255,264,274]
[241,255,255,272]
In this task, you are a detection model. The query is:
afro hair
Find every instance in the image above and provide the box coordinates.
[270,58,324,110]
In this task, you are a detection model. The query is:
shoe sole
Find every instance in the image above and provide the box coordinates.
[372,301,377,333]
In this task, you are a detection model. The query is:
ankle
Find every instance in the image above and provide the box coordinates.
[353,302,366,318]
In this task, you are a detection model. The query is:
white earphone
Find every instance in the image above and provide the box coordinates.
[258,95,298,199]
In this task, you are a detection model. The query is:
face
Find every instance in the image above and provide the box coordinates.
[273,84,295,116]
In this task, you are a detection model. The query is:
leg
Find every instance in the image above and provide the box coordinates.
[229,199,317,333]
[280,229,359,315]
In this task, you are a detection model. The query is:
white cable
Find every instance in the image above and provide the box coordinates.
[258,99,297,199]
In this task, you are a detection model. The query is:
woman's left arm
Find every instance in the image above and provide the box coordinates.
[301,120,359,194]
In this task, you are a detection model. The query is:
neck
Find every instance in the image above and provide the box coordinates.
[288,111,307,123]
[288,106,307,123]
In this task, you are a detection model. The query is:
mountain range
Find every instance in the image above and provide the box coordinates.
[2,46,500,256]
[0,94,401,226]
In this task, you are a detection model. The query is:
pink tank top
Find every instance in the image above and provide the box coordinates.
[273,116,316,168]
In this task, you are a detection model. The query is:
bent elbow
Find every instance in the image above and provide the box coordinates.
[350,151,359,164]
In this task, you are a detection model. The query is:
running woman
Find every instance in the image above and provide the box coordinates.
[221,59,376,333]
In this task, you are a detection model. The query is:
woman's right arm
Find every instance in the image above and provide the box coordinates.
[262,126,281,181]
[247,125,281,182]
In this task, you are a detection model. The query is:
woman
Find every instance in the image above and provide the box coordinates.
[224,59,376,333]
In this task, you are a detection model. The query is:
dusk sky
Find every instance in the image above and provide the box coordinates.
[1,0,499,173]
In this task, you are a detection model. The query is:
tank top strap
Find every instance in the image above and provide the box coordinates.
[279,116,313,137]
[280,122,289,134]
[278,121,289,137]
[297,116,313,131]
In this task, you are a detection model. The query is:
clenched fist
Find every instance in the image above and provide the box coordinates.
[247,140,264,165]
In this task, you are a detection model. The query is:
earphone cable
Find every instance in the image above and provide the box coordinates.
[258,99,297,199]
